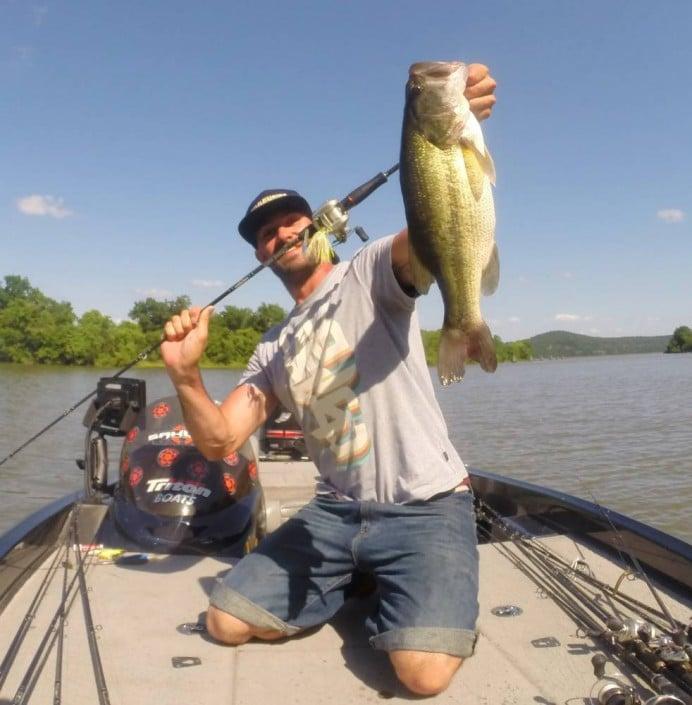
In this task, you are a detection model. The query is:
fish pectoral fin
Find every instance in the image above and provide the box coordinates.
[481,243,500,295]
[460,143,495,201]
[407,241,435,295]
[460,114,496,186]
[479,147,496,186]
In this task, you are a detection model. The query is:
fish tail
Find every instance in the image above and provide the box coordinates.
[438,328,467,386]
[438,321,497,386]
[470,320,498,373]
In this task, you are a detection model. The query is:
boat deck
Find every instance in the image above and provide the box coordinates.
[1,462,689,704]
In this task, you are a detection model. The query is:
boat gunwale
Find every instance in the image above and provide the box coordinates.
[469,467,692,595]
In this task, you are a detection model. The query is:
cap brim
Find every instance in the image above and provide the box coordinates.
[238,195,312,246]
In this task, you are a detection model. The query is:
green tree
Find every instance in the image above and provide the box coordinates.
[0,275,38,308]
[665,326,692,353]
[0,275,288,368]
[219,305,254,331]
[110,321,148,366]
[251,303,286,332]
[128,295,191,333]
[69,310,116,365]
[0,282,75,363]
[205,315,235,364]
[421,329,441,366]
[227,328,262,364]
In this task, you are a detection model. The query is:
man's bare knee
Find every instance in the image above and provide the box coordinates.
[206,606,287,645]
[206,606,254,645]
[389,650,463,696]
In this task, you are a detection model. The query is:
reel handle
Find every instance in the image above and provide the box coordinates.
[355,226,369,242]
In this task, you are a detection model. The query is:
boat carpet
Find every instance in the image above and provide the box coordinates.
[1,531,689,704]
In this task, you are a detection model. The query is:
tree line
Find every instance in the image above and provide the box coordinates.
[1,274,535,369]
[0,275,286,367]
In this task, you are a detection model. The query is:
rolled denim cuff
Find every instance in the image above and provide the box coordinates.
[209,582,302,636]
[370,627,478,658]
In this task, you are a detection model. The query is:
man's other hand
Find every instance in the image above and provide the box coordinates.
[466,64,497,121]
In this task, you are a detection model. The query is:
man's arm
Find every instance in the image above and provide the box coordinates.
[161,306,278,459]
[391,62,497,290]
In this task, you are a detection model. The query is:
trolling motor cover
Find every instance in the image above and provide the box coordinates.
[112,395,264,554]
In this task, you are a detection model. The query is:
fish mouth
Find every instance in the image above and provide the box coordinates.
[409,61,464,80]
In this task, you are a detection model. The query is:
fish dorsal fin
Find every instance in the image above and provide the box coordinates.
[407,239,435,295]
[481,243,500,295]
[460,113,496,186]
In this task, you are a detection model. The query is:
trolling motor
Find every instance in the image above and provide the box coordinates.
[79,378,146,496]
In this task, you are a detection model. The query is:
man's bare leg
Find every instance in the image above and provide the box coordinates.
[389,650,463,696]
[206,605,287,644]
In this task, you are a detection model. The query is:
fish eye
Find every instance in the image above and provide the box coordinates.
[409,81,423,96]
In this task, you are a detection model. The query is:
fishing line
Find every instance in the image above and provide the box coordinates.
[0,164,399,471]
[583,490,681,636]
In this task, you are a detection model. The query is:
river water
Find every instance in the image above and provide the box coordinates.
[0,354,690,542]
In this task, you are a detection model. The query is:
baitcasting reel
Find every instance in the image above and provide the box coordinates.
[310,163,401,246]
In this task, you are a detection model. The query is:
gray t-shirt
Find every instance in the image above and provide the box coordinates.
[239,234,468,503]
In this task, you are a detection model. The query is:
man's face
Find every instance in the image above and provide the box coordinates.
[255,210,315,275]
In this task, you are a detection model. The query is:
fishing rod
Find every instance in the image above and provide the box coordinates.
[0,540,68,690]
[584,490,682,637]
[476,500,692,704]
[74,520,110,705]
[0,163,400,470]
[53,528,71,705]
[10,517,98,705]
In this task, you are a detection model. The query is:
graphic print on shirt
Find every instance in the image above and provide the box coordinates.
[278,300,371,470]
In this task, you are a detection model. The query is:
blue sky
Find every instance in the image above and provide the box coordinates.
[2,0,690,340]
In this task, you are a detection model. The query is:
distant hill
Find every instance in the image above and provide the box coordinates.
[528,330,670,358]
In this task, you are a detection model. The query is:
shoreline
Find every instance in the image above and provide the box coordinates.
[0,350,673,373]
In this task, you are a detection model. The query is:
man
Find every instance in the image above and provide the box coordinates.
[161,63,496,697]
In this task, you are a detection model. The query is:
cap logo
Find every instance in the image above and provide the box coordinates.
[252,193,288,212]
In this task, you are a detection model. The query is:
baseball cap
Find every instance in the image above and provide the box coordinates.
[238,189,312,247]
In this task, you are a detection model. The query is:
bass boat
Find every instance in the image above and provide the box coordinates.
[1,377,690,705]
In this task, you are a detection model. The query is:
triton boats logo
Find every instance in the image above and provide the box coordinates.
[145,478,212,505]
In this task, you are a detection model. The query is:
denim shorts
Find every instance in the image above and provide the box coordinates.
[209,490,479,657]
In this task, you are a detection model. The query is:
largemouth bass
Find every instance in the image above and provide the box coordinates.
[400,61,499,385]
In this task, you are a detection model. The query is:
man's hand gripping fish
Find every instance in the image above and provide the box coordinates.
[400,61,499,385]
